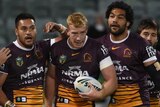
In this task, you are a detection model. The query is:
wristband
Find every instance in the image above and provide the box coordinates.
[4,100,15,107]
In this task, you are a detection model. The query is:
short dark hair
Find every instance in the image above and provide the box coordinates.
[105,1,134,29]
[137,18,159,34]
[15,13,36,28]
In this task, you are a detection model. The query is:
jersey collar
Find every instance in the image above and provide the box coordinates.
[13,40,34,51]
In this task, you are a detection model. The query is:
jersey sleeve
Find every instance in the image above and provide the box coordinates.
[139,40,157,63]
[97,44,113,70]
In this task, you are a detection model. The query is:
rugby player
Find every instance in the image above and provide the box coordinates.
[137,18,160,106]
[45,12,117,107]
[0,13,61,107]
[97,1,160,106]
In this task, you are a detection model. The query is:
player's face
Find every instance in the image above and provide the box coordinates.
[15,19,37,48]
[67,25,87,49]
[140,28,158,46]
[107,8,129,36]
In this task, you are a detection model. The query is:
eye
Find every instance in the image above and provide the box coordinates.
[30,26,35,31]
[71,32,78,35]
[21,27,27,32]
[80,31,86,34]
[151,33,157,37]
[118,15,125,19]
[109,14,114,18]
[143,32,149,37]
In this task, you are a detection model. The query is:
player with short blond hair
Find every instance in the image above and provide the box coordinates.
[45,12,117,107]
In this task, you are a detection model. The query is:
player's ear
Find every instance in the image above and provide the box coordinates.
[67,29,70,36]
[127,22,130,28]
[156,37,158,42]
[15,28,18,36]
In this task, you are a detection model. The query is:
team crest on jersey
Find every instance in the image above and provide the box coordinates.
[59,55,67,64]
[123,48,132,57]
[83,53,92,62]
[16,57,23,67]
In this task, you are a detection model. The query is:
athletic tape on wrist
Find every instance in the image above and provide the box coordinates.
[57,24,67,34]
[4,100,15,107]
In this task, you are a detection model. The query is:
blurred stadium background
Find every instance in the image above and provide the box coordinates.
[0,0,159,48]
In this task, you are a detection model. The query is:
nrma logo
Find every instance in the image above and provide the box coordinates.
[62,66,89,79]
[147,79,155,90]
[21,64,44,79]
[113,61,129,75]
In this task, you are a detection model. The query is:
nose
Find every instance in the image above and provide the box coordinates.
[147,35,151,41]
[76,35,81,41]
[112,16,118,22]
[26,27,33,34]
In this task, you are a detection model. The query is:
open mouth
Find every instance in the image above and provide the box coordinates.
[111,24,119,28]
[25,36,33,41]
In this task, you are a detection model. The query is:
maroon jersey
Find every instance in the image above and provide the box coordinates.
[98,32,157,107]
[50,37,113,107]
[0,39,50,107]
[146,50,160,106]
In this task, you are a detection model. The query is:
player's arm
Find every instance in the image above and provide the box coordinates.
[45,63,56,107]
[0,73,15,107]
[43,22,68,40]
[98,64,117,100]
[144,60,160,89]
[0,73,8,105]
[0,48,11,66]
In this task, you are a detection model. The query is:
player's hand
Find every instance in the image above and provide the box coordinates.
[0,48,11,66]
[45,105,52,107]
[43,22,66,34]
[79,83,103,101]
[43,22,57,33]
[45,102,53,107]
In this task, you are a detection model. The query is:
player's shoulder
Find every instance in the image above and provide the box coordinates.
[96,34,109,43]
[87,37,106,49]
[6,42,16,50]
[130,32,147,43]
[88,37,104,46]
[88,37,102,45]
[156,50,160,60]
[51,38,67,48]
[129,32,150,48]
[36,39,56,51]
[37,39,50,45]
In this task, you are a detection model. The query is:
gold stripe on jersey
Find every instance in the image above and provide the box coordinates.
[57,103,92,107]
[56,85,93,107]
[109,84,143,107]
[15,105,43,107]
[150,97,159,107]
[13,86,44,106]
